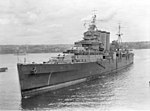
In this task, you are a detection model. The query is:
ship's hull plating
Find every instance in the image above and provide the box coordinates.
[17,55,134,98]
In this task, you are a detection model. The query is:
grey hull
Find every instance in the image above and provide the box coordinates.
[17,55,134,98]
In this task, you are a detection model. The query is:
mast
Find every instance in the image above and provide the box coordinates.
[116,23,123,48]
[91,9,97,25]
[86,10,98,31]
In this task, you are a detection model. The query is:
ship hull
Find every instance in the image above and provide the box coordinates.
[17,55,134,98]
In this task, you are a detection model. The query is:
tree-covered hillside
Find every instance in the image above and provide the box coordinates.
[0,41,150,54]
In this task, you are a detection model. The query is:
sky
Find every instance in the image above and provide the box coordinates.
[0,0,150,45]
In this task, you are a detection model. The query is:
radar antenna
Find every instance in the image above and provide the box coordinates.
[91,9,97,25]
[83,10,99,31]
[87,10,98,31]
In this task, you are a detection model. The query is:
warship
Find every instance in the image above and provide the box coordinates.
[17,13,134,98]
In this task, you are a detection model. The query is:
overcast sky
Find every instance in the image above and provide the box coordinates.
[0,0,150,45]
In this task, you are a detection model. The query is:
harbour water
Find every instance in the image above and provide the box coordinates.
[0,49,150,111]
